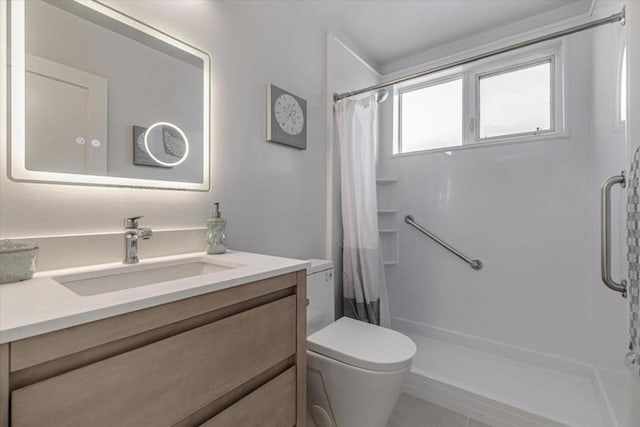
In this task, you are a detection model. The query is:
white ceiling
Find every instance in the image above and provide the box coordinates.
[309,0,592,74]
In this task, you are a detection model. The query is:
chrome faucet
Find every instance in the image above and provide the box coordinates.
[124,216,153,264]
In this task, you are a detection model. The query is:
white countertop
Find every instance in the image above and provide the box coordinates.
[0,250,309,344]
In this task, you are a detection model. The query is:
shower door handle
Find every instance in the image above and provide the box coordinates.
[601,172,627,298]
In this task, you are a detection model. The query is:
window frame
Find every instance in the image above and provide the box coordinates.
[392,42,565,156]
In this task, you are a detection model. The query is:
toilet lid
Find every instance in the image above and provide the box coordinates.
[307,317,416,372]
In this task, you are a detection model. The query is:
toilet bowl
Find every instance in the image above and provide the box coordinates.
[306,260,416,427]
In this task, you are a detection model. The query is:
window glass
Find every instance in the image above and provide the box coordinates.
[478,61,551,139]
[400,78,463,153]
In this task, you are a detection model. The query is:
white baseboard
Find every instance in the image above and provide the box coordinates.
[403,370,567,427]
[391,316,594,377]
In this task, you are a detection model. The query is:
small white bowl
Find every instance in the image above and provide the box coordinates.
[0,240,39,284]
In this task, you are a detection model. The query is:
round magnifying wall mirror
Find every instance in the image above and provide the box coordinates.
[143,122,190,167]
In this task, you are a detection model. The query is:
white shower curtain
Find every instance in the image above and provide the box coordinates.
[335,94,390,327]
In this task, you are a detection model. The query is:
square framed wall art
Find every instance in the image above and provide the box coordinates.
[266,84,307,150]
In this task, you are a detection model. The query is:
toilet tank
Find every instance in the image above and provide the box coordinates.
[307,259,335,336]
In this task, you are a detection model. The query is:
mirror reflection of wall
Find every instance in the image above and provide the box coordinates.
[23,0,205,184]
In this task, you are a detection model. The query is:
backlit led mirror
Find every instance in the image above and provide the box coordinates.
[5,0,211,190]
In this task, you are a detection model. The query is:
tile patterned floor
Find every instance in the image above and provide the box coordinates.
[387,393,492,427]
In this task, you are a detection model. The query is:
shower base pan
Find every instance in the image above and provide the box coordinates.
[395,328,616,427]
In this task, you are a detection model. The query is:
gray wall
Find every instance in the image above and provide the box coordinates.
[1,0,328,268]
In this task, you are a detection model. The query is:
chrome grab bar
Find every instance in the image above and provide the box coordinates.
[601,172,627,297]
[404,215,483,270]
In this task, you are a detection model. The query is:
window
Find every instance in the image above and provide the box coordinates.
[620,47,627,123]
[393,47,563,155]
[478,60,552,140]
[399,78,463,153]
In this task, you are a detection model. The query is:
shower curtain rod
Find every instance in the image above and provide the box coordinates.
[334,8,625,102]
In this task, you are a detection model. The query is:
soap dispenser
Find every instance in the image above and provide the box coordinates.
[206,203,227,254]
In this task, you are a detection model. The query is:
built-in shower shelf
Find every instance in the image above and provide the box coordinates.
[377,178,399,269]
[376,177,399,185]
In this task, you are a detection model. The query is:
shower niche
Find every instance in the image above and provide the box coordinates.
[376,176,399,267]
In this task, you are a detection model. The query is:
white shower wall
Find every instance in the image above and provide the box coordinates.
[378,28,624,370]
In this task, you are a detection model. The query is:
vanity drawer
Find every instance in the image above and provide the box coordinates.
[200,367,296,427]
[10,272,297,372]
[11,296,296,427]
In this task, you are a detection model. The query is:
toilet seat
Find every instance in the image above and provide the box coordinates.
[307,317,417,372]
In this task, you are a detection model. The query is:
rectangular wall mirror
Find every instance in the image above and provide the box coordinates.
[5,0,211,190]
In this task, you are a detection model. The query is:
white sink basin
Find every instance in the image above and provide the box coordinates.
[55,258,235,296]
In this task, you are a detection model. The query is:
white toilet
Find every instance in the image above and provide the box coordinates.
[306,260,417,427]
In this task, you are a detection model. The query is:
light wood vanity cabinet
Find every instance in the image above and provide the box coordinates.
[0,270,307,427]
